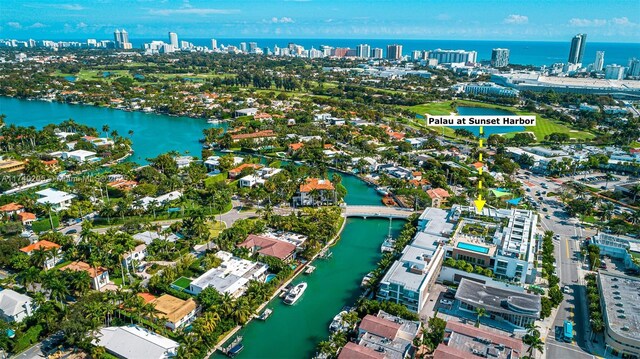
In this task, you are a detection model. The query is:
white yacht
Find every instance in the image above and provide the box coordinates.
[283,282,307,305]
[329,311,348,332]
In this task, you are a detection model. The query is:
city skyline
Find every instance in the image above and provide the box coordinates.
[1,0,640,42]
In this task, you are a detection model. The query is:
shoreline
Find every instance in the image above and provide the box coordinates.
[208,212,349,357]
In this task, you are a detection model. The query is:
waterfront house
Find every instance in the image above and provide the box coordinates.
[204,156,243,174]
[234,108,258,118]
[338,342,384,359]
[94,325,179,359]
[133,230,179,245]
[0,202,24,218]
[36,188,76,211]
[230,130,276,143]
[61,149,97,163]
[60,261,110,290]
[345,310,421,359]
[81,136,114,147]
[20,240,63,270]
[238,234,297,261]
[0,289,36,323]
[187,251,267,297]
[0,159,25,173]
[138,293,197,331]
[108,179,138,191]
[294,178,336,206]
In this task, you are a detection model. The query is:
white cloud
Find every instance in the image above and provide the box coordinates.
[435,13,451,21]
[7,22,21,29]
[149,8,239,16]
[612,17,636,26]
[57,4,84,10]
[504,14,528,24]
[271,17,295,23]
[26,22,47,29]
[569,18,607,27]
[76,22,88,28]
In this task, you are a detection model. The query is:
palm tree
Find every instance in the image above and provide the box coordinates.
[231,297,253,324]
[474,306,486,327]
[102,124,110,138]
[600,202,615,221]
[30,247,54,269]
[525,334,545,357]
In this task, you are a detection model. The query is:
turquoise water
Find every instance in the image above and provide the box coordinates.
[450,106,524,136]
[456,241,490,254]
[216,218,405,359]
[0,97,223,164]
[265,274,277,283]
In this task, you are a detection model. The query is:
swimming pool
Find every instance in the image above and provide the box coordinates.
[265,274,277,283]
[457,242,490,254]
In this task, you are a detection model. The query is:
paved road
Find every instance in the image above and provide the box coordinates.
[14,344,43,359]
[520,172,596,358]
[344,205,415,219]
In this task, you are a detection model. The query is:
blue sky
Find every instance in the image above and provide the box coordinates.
[1,0,639,42]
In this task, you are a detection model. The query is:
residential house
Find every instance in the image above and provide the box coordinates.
[187,251,267,297]
[0,202,24,218]
[138,293,197,331]
[230,130,276,143]
[203,156,243,173]
[122,244,147,272]
[20,240,63,270]
[133,231,180,245]
[238,234,297,262]
[108,179,138,191]
[0,159,25,173]
[295,178,336,206]
[426,188,450,208]
[94,325,179,359]
[288,142,304,154]
[228,163,263,179]
[60,261,110,290]
[0,289,36,323]
[36,188,76,211]
[345,310,421,359]
[338,342,384,359]
[61,150,97,163]
[17,212,36,226]
[235,108,258,118]
[81,136,114,147]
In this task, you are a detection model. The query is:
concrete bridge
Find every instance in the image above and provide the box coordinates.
[344,205,417,219]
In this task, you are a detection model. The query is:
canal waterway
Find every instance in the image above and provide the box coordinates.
[1,97,396,358]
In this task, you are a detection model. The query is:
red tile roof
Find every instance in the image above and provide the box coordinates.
[230,130,275,140]
[471,162,485,169]
[60,261,107,278]
[359,314,401,340]
[20,240,61,253]
[17,212,36,221]
[426,188,450,199]
[0,202,24,212]
[289,143,304,151]
[228,163,263,177]
[300,178,335,193]
[433,343,476,359]
[138,292,158,304]
[238,234,296,260]
[337,342,384,359]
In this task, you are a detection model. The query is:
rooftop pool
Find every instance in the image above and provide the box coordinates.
[457,241,490,254]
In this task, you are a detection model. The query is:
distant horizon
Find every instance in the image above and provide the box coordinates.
[4,35,640,45]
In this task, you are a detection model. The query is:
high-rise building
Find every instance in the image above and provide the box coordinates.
[568,33,587,65]
[321,45,333,57]
[386,44,403,60]
[239,42,247,53]
[627,58,640,78]
[168,32,179,50]
[249,42,258,53]
[210,39,217,50]
[356,44,371,58]
[604,64,625,80]
[491,48,510,67]
[113,29,122,47]
[411,50,422,61]
[428,49,477,64]
[593,51,605,72]
[372,48,383,59]
[120,29,129,45]
[334,48,350,58]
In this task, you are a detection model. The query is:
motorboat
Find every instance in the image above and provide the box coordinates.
[361,272,374,288]
[329,311,348,332]
[284,282,307,305]
[257,308,273,320]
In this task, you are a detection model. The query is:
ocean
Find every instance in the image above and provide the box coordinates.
[131,38,639,67]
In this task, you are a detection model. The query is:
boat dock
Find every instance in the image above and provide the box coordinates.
[256,308,273,321]
[304,265,316,274]
[219,336,244,357]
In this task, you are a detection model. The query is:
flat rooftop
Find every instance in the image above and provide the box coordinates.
[599,273,640,342]
[455,278,541,318]
[382,244,435,292]
[436,321,523,359]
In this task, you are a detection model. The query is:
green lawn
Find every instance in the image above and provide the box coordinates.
[171,277,192,290]
[207,220,226,239]
[406,100,595,141]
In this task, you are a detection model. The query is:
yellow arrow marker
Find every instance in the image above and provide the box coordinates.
[474,194,486,212]
[479,126,484,137]
[478,180,483,189]
[478,167,483,175]
[479,153,483,162]
[479,139,483,148]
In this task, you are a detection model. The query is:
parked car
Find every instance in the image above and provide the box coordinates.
[440,299,453,306]
[563,286,571,294]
